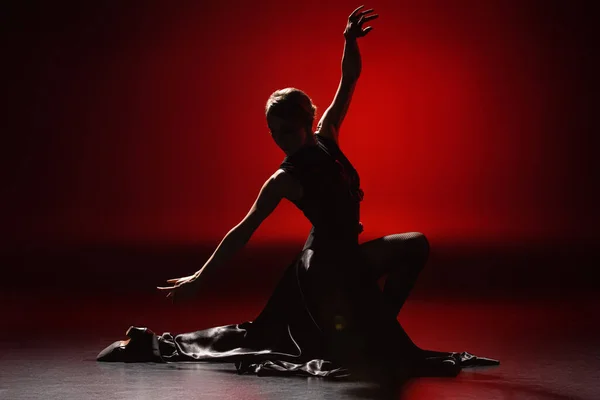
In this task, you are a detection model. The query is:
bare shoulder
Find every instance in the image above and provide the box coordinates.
[272,169,303,202]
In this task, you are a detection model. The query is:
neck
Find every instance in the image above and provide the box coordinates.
[286,136,317,157]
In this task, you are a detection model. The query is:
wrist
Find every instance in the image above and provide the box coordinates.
[344,33,357,42]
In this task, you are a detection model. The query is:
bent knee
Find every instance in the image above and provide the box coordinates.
[402,232,430,265]
[416,232,430,255]
[399,231,429,251]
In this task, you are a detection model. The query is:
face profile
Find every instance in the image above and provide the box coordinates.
[265,87,317,156]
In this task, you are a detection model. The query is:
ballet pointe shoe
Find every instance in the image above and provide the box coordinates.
[97,326,163,362]
[96,339,128,362]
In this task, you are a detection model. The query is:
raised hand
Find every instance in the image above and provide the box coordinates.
[344,5,379,39]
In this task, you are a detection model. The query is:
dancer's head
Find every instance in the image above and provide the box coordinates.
[266,88,316,155]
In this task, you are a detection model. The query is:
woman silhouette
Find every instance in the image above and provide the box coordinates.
[97,5,499,381]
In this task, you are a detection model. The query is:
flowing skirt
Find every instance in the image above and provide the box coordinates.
[97,245,499,380]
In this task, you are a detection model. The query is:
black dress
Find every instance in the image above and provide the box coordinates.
[97,134,499,379]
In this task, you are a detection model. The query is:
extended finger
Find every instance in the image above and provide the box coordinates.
[362,26,374,36]
[360,14,379,24]
[358,8,375,16]
[349,5,365,19]
[157,285,177,290]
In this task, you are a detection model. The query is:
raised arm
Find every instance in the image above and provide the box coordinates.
[157,170,300,301]
[316,5,379,144]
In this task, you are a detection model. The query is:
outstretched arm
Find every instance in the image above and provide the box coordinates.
[157,171,294,301]
[316,5,379,144]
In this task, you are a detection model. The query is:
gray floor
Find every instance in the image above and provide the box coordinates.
[1,342,599,400]
[1,295,598,399]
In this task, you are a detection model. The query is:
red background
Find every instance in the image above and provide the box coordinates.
[4,0,596,248]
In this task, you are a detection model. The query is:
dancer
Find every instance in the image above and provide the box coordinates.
[98,5,499,381]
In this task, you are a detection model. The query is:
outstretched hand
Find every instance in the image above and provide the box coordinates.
[157,273,200,303]
[344,5,379,39]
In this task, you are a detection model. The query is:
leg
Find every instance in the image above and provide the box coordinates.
[358,232,452,359]
[359,231,430,317]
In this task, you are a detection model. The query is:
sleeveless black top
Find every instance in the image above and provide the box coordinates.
[279,134,364,251]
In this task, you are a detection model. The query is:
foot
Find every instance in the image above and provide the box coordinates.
[97,326,162,362]
[451,351,500,368]
[411,355,461,378]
